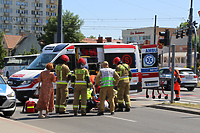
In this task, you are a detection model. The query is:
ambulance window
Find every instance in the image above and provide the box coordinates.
[142,53,158,68]
[104,53,135,69]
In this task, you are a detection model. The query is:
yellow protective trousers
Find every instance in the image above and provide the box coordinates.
[55,84,68,113]
[99,86,115,112]
[117,81,131,109]
[73,85,87,113]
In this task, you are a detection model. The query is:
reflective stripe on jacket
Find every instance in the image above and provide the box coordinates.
[100,68,115,88]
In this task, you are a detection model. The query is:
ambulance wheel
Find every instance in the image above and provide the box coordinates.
[158,95,161,99]
[165,96,168,99]
[146,95,149,98]
[3,110,15,117]
[152,95,155,99]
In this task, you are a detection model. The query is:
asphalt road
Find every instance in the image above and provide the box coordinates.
[3,87,200,133]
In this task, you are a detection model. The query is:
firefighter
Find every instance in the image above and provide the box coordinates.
[55,55,71,114]
[96,61,120,115]
[71,58,91,116]
[113,57,132,112]
[169,67,181,101]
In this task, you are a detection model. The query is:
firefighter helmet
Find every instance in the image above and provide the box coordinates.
[61,55,69,62]
[113,57,121,65]
[78,58,86,65]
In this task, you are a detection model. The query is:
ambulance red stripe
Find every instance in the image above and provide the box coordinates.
[104,45,136,49]
[141,44,157,49]
[141,72,159,78]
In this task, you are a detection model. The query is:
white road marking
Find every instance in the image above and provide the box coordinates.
[104,115,137,123]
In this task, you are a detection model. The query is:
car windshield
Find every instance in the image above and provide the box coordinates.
[27,53,57,70]
[161,69,171,74]
[0,76,5,84]
[179,70,194,74]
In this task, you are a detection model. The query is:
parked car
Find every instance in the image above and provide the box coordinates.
[0,75,16,116]
[159,67,198,91]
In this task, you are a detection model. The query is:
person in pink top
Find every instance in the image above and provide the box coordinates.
[36,63,56,118]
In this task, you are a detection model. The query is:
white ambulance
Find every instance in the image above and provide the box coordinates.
[8,43,142,102]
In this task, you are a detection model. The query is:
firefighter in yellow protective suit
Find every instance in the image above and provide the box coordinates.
[96,61,120,115]
[113,57,132,112]
[71,58,91,116]
[55,55,71,114]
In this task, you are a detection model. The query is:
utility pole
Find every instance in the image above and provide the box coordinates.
[154,15,157,44]
[187,0,193,68]
[57,0,63,43]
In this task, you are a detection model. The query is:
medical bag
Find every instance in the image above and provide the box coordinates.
[23,99,38,113]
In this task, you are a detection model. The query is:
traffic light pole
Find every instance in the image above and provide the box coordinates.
[57,0,63,43]
[187,0,193,68]
[171,44,175,103]
[193,26,197,74]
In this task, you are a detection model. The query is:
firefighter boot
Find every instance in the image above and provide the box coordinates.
[97,112,104,116]
[116,104,124,112]
[81,110,86,116]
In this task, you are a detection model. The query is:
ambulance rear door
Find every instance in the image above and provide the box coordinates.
[141,44,159,89]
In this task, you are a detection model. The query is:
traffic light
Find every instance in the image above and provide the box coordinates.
[159,29,170,46]
[180,30,185,38]
[175,30,180,39]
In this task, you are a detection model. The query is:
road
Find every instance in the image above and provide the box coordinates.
[1,87,199,133]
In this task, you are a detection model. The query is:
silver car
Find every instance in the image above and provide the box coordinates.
[159,67,198,91]
[0,75,16,116]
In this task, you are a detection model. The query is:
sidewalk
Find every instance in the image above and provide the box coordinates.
[0,116,54,133]
[147,103,200,115]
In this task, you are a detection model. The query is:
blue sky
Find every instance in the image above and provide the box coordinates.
[63,0,200,39]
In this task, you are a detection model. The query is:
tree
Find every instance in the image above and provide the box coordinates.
[0,31,6,69]
[177,22,189,29]
[38,10,84,49]
[22,44,39,55]
[88,35,96,39]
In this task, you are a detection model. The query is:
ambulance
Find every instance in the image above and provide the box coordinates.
[8,43,142,102]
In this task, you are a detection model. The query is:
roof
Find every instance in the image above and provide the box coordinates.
[3,35,25,49]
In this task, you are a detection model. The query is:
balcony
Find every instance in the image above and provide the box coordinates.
[50,0,54,4]
[35,30,40,34]
[20,5,25,9]
[4,4,9,8]
[4,12,9,16]
[4,29,9,32]
[20,29,24,33]
[35,0,40,2]
[20,21,25,25]
[20,13,25,17]
[35,15,40,18]
[4,20,9,24]
[35,7,40,10]
[50,8,54,11]
[35,22,40,26]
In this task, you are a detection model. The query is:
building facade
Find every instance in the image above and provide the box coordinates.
[0,0,58,38]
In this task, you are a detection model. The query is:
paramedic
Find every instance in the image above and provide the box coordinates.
[169,67,181,101]
[96,61,120,115]
[55,55,71,114]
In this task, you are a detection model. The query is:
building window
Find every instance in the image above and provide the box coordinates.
[46,4,50,8]
[139,35,151,44]
[181,57,185,63]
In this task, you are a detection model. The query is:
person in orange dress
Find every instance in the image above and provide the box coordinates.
[36,63,56,118]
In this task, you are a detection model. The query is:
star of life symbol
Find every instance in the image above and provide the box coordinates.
[144,54,155,67]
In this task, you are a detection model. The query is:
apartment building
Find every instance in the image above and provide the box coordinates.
[0,0,58,38]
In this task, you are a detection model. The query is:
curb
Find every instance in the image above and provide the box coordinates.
[146,104,200,115]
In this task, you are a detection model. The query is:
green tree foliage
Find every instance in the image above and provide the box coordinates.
[22,44,38,55]
[38,10,84,49]
[0,31,6,69]
[177,22,189,29]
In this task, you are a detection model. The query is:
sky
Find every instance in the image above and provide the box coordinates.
[63,0,200,39]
